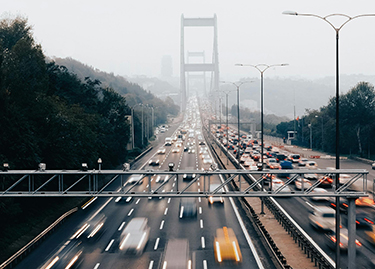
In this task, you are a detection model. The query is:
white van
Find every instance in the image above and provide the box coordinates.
[208,183,224,204]
[162,239,189,269]
[165,137,172,146]
[119,218,150,255]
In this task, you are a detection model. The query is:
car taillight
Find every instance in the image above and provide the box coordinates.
[365,218,374,225]
[356,240,362,246]
[356,220,360,224]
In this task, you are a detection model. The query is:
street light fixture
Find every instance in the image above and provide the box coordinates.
[283,11,375,269]
[98,158,102,171]
[220,81,252,160]
[235,63,288,170]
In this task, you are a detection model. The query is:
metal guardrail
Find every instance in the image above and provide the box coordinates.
[208,130,336,269]
[0,207,78,269]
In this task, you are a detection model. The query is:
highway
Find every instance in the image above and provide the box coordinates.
[14,98,271,269]
[213,120,375,268]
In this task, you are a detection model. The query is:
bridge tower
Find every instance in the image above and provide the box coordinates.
[186,51,207,98]
[180,14,220,111]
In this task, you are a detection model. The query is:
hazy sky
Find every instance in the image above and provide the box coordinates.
[3,0,375,81]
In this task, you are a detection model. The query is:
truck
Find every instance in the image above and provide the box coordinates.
[162,239,189,269]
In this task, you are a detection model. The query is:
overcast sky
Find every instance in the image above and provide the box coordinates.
[3,0,375,81]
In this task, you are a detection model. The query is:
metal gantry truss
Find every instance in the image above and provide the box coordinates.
[0,169,368,198]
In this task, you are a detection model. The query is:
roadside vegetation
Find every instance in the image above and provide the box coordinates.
[0,15,178,263]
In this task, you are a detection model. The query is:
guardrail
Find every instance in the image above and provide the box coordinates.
[207,129,335,269]
[0,207,78,269]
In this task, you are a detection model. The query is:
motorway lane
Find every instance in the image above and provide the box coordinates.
[14,121,266,268]
[221,139,375,268]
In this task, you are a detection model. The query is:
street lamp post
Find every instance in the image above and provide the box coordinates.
[221,81,251,160]
[283,11,375,269]
[235,64,288,169]
[308,123,312,149]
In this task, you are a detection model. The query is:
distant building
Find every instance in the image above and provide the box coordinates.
[161,55,173,78]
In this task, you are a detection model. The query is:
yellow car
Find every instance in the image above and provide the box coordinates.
[365,225,375,245]
[214,227,242,263]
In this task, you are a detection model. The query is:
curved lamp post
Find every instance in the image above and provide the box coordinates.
[235,64,288,169]
[283,11,375,269]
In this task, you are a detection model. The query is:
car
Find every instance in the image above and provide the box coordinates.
[183,167,196,180]
[199,141,205,145]
[279,160,293,178]
[298,158,310,166]
[43,240,84,269]
[309,206,336,230]
[326,228,362,251]
[305,161,318,169]
[188,147,196,154]
[240,154,250,163]
[266,158,281,169]
[328,197,349,212]
[172,147,180,153]
[203,156,213,164]
[149,158,160,166]
[162,239,189,268]
[318,174,334,188]
[199,147,208,155]
[310,188,329,201]
[228,145,234,150]
[179,198,197,218]
[157,148,166,154]
[338,174,353,185]
[288,154,301,163]
[119,217,150,255]
[128,174,144,184]
[72,213,107,241]
[155,175,169,183]
[214,227,242,263]
[243,159,255,167]
[355,212,375,227]
[365,225,375,245]
[295,177,312,190]
[304,172,318,180]
[276,153,288,162]
[208,184,224,204]
[355,197,375,207]
[271,179,292,193]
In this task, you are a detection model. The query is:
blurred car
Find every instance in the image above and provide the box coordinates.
[172,147,180,153]
[42,240,84,269]
[179,198,197,218]
[240,154,250,163]
[162,239,189,269]
[227,145,234,150]
[365,225,375,245]
[199,141,205,145]
[271,179,292,193]
[176,141,183,147]
[279,160,293,178]
[309,206,336,230]
[305,161,318,169]
[304,172,318,180]
[208,184,224,204]
[214,227,242,263]
[119,217,150,255]
[188,147,196,154]
[243,159,255,167]
[355,197,375,207]
[325,228,362,251]
[355,212,375,227]
[266,158,281,169]
[295,177,312,190]
[183,146,188,152]
[183,167,196,180]
[298,158,310,166]
[288,154,301,163]
[155,175,169,183]
[318,174,334,188]
[149,158,160,166]
[72,213,107,241]
[276,153,288,162]
[328,197,349,212]
[157,148,166,154]
[310,188,329,201]
[338,174,353,185]
[203,156,213,164]
[128,174,144,184]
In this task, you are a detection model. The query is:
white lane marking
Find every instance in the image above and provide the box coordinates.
[198,188,200,192]
[199,207,202,214]
[198,182,200,186]
[305,201,315,208]
[154,238,160,250]
[148,260,154,269]
[160,220,165,230]
[189,260,192,269]
[146,184,149,188]
[168,198,171,203]
[93,263,100,269]
[164,208,168,215]
[200,219,204,228]
[136,199,140,204]
[201,236,205,249]
[88,197,113,221]
[105,239,115,251]
[82,197,97,210]
[172,183,175,187]
[118,222,126,231]
[203,260,207,269]
[198,197,201,203]
[128,208,134,216]
[174,178,177,181]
